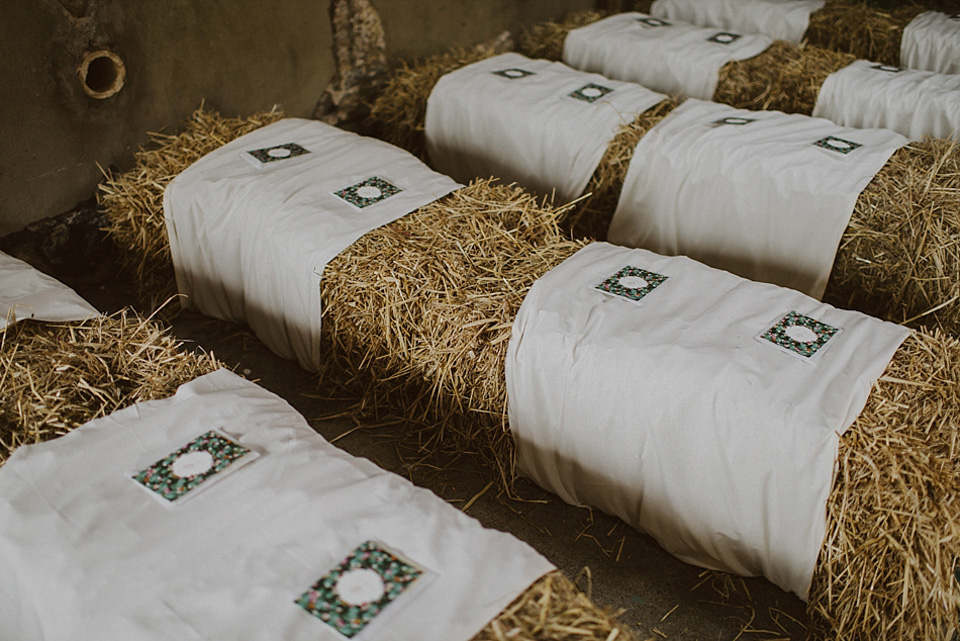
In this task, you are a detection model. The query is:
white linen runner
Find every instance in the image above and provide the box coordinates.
[425,53,666,201]
[506,243,909,599]
[562,13,773,100]
[901,11,960,75]
[813,60,960,141]
[650,0,825,45]
[0,369,554,641]
[0,250,98,328]
[164,119,462,371]
[609,100,908,298]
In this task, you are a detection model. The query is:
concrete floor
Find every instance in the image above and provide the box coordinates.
[66,263,810,641]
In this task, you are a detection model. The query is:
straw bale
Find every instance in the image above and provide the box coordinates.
[805,0,925,67]
[715,40,855,115]
[517,10,607,62]
[99,108,283,311]
[368,31,514,161]
[0,312,221,467]
[475,571,633,641]
[809,329,960,641]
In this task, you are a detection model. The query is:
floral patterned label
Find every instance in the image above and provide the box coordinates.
[713,116,756,126]
[595,266,668,302]
[760,311,839,358]
[132,431,251,502]
[296,541,423,638]
[492,68,535,80]
[871,64,903,73]
[569,83,615,104]
[637,17,670,27]
[333,177,403,209]
[813,136,862,155]
[708,32,742,45]
[246,143,310,164]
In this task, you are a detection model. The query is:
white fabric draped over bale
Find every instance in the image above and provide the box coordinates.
[164,119,461,371]
[0,250,99,329]
[813,60,960,141]
[901,11,960,75]
[506,243,909,599]
[649,0,825,45]
[609,100,907,298]
[562,12,772,100]
[425,53,666,202]
[0,369,553,641]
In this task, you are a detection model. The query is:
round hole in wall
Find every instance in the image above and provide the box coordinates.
[78,50,126,99]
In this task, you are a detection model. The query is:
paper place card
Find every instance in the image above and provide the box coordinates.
[758,310,841,360]
[568,82,616,104]
[244,142,311,167]
[812,135,862,155]
[332,177,403,209]
[491,68,535,80]
[595,266,669,303]
[296,541,424,639]
[130,430,256,504]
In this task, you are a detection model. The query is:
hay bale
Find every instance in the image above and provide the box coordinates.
[804,0,926,67]
[714,41,855,115]
[0,312,221,467]
[368,35,515,160]
[106,110,960,639]
[517,10,607,62]
[99,108,283,311]
[368,55,960,336]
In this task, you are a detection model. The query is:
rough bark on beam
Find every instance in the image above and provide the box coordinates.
[312,0,388,130]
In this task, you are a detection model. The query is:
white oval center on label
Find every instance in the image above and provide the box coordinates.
[335,568,386,605]
[267,147,292,158]
[504,69,524,77]
[171,450,215,478]
[581,87,603,98]
[830,140,852,149]
[785,325,819,344]
[356,185,383,199]
[619,275,649,290]
[716,34,734,42]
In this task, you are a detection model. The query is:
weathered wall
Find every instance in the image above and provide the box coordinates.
[0,0,333,237]
[1,0,594,237]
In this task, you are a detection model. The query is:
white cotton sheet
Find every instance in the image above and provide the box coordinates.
[649,0,825,45]
[609,100,907,298]
[813,60,960,141]
[0,369,554,641]
[901,11,960,75]
[562,12,773,100]
[164,119,462,372]
[425,53,667,202]
[0,250,99,329]
[505,243,909,599]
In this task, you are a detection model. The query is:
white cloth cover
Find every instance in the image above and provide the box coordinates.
[425,53,667,202]
[164,119,462,372]
[609,99,908,298]
[562,12,773,100]
[813,60,960,141]
[901,11,960,75]
[0,369,554,641]
[506,242,909,599]
[649,0,825,45]
[0,250,99,329]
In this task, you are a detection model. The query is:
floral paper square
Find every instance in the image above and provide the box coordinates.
[492,68,535,80]
[708,32,742,45]
[595,266,668,302]
[246,143,310,164]
[813,136,862,155]
[569,83,615,104]
[333,177,403,209]
[296,541,423,638]
[132,431,251,502]
[760,311,839,358]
